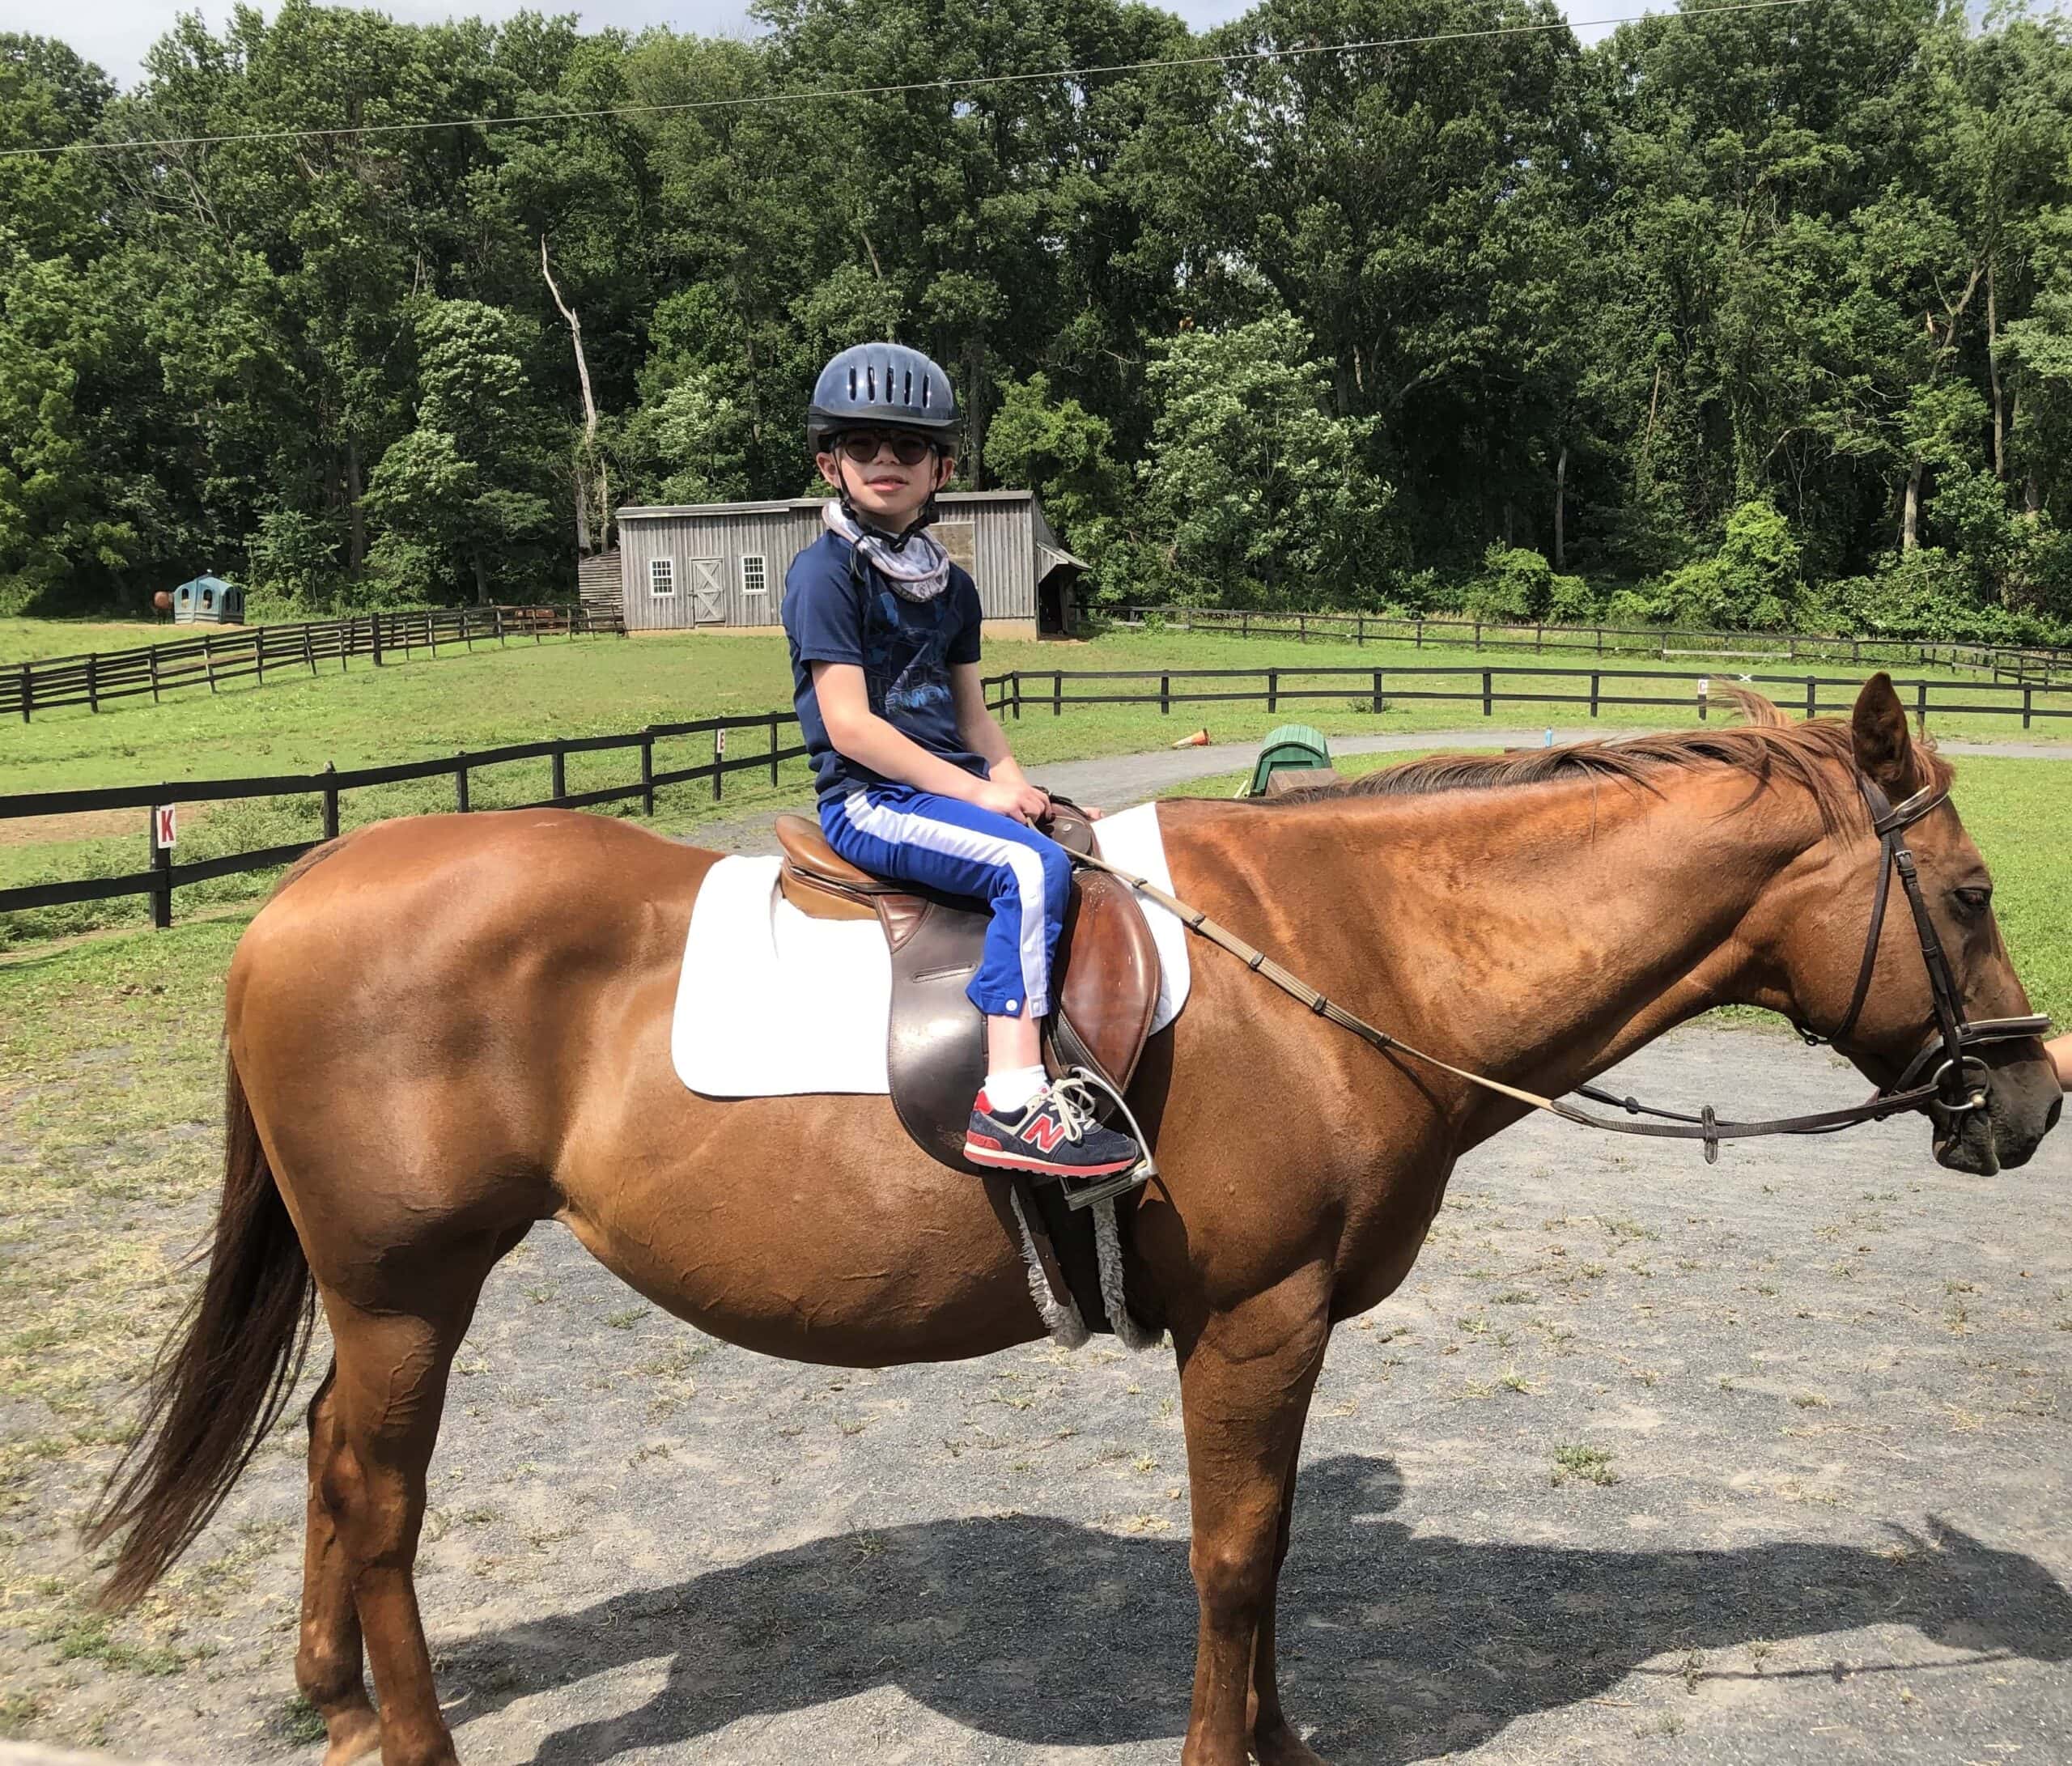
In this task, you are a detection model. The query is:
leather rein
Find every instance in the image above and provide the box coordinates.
[1075,774,2050,1164]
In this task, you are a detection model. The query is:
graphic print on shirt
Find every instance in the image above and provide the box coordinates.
[864,585,957,720]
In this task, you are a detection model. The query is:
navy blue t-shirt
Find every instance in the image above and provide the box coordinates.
[782,530,987,807]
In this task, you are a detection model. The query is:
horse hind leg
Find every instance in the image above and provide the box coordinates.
[310,1267,498,1766]
[297,1363,380,1766]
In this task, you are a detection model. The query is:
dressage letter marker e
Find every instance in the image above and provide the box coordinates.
[153,804,177,849]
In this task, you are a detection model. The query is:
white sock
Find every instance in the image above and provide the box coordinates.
[983,1064,1048,1114]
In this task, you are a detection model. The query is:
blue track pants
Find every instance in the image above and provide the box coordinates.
[821,784,1072,1019]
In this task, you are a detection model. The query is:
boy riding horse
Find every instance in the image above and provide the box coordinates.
[781,342,1143,1183]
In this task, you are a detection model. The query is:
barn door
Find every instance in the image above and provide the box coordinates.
[690,558,724,624]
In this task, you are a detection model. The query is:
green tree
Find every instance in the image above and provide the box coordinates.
[1138,312,1394,607]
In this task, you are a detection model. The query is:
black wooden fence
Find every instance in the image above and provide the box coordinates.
[1115,604,2071,680]
[989,662,2072,728]
[0,704,829,931]
[3,604,622,723]
[6,664,2066,938]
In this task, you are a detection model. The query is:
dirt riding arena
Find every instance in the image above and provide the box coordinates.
[3,1018,2067,1766]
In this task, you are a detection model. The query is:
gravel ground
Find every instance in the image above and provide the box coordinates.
[11,1021,2070,1766]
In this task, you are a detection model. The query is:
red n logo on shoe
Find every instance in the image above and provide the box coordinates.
[1019,1113,1068,1154]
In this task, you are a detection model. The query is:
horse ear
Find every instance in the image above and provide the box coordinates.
[1849,673,1916,791]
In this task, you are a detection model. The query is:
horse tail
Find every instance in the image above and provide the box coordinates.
[85,1052,314,1608]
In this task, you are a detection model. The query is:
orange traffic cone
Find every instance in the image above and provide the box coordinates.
[1170,728,1211,749]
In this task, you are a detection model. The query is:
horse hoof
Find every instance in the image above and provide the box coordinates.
[1252,1718,1331,1766]
[320,1708,381,1766]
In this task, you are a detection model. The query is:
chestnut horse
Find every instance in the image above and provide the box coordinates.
[89,677,2058,1766]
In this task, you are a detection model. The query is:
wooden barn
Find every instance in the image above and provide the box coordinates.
[614,490,1086,638]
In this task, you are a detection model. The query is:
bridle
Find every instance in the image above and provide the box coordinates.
[1073,770,2051,1165]
[1780,775,2051,1123]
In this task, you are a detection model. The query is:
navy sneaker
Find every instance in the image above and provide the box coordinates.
[964,1075,1142,1179]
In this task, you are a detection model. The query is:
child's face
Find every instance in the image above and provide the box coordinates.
[817,431,953,531]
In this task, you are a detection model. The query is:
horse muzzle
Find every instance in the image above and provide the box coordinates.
[1930,1047,2061,1176]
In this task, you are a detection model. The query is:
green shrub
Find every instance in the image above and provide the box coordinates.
[1658,500,1801,630]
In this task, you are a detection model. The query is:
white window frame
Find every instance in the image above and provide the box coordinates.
[740,553,769,597]
[649,557,676,598]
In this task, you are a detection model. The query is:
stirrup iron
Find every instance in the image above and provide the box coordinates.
[1056,1066,1158,1212]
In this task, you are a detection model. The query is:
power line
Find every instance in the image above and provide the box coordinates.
[1,0,1814,161]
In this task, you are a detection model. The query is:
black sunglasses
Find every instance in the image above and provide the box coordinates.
[832,431,937,466]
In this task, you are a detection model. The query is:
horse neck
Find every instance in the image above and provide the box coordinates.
[1235,769,1834,1131]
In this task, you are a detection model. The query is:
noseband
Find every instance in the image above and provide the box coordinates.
[1075,769,2052,1165]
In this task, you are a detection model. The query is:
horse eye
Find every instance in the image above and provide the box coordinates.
[1953,886,1991,914]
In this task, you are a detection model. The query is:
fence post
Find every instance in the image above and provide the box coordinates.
[1482,669,1492,717]
[303,626,316,675]
[1356,614,1365,647]
[713,727,725,801]
[1416,618,1424,651]
[1013,673,1022,720]
[1915,679,1928,733]
[533,610,543,645]
[1474,621,1483,652]
[1053,672,1062,717]
[550,741,567,804]
[1590,671,1601,717]
[1596,626,1604,656]
[640,731,656,816]
[1805,677,1816,720]
[1298,614,1307,644]
[1371,669,1383,713]
[2023,686,2033,730]
[255,627,266,686]
[17,663,28,722]
[148,805,172,931]
[462,608,473,650]
[1267,668,1279,715]
[1697,676,1709,720]
[768,712,780,786]
[495,605,507,645]
[429,614,439,658]
[87,652,99,713]
[1852,639,1861,667]
[1535,624,1543,654]
[322,762,339,840]
[372,615,384,667]
[149,647,161,703]
[454,754,470,813]
[1160,673,1170,715]
[204,634,218,694]
[1242,611,1250,640]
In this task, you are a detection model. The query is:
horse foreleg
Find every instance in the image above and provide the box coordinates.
[1176,1275,1331,1766]
[317,1291,478,1766]
[1246,1448,1327,1766]
[298,1362,380,1766]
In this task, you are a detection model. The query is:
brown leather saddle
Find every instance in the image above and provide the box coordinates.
[774,804,1163,1338]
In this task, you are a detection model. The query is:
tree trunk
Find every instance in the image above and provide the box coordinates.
[1900,461,1923,551]
[345,435,366,573]
[2026,469,2042,520]
[541,236,609,555]
[1554,443,1568,571]
[473,553,490,605]
[1987,261,2006,482]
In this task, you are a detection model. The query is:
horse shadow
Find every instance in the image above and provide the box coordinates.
[452,1454,2072,1764]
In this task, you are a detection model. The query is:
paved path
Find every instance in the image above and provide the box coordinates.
[687,725,2072,855]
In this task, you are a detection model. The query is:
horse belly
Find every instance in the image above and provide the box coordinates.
[554,1087,1047,1369]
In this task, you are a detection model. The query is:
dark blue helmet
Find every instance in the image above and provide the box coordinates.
[808,343,957,452]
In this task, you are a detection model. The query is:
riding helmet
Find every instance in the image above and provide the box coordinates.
[807,343,958,453]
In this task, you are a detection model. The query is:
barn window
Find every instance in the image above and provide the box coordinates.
[741,554,768,597]
[649,558,676,598]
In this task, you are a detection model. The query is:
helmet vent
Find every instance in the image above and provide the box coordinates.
[902,369,912,404]
[847,367,858,398]
[921,376,932,410]
[867,366,877,400]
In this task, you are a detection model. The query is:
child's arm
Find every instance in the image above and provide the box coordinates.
[813,662,1047,821]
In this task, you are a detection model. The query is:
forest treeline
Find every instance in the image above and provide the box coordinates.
[3,0,2071,639]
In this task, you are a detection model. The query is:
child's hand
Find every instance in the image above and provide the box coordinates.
[977,779,1050,824]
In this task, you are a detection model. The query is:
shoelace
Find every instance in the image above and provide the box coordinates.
[1031,1075,1101,1144]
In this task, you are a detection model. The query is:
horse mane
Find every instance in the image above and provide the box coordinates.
[1270,688,1951,833]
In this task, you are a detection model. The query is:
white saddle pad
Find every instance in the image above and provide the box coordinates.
[672,800,1191,1098]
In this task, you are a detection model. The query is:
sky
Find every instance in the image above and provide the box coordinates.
[9,0,1621,94]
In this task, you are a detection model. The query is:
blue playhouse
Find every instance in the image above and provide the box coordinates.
[170,575,245,624]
